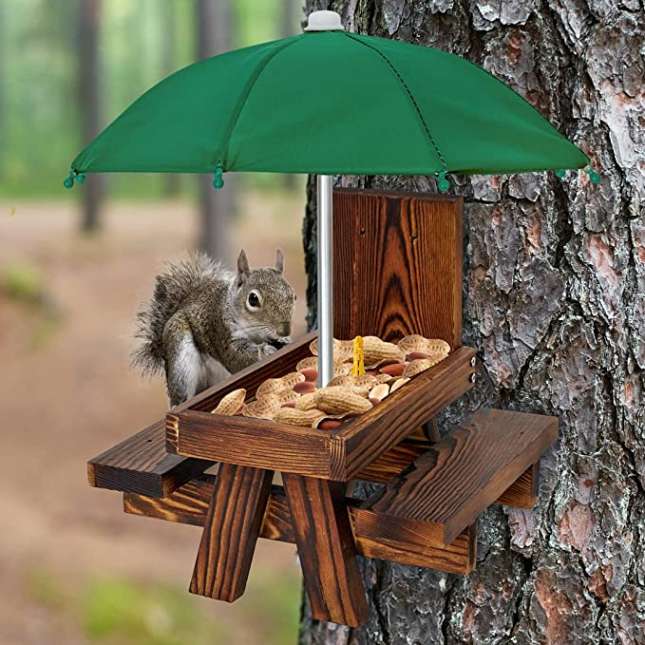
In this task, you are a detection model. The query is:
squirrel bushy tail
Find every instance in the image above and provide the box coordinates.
[131,251,229,375]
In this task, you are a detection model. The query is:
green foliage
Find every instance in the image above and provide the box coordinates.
[25,565,300,645]
[81,577,229,645]
[243,567,302,645]
[1,261,45,304]
[0,0,289,199]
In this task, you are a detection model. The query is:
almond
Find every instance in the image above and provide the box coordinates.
[293,381,316,395]
[406,351,431,361]
[299,367,318,382]
[315,418,343,430]
[379,362,407,377]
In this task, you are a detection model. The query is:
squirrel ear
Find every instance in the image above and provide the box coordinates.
[275,249,284,273]
[237,249,250,284]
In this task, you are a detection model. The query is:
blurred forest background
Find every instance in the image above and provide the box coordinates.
[1,1,308,644]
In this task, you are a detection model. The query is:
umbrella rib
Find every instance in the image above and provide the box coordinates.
[218,35,305,169]
[343,32,447,173]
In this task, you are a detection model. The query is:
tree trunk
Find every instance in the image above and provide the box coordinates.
[78,0,104,233]
[300,2,644,644]
[162,0,181,198]
[281,0,300,192]
[195,0,235,261]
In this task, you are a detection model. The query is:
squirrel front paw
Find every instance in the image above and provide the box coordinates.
[259,343,278,358]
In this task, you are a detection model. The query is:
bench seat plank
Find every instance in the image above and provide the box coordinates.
[368,408,558,543]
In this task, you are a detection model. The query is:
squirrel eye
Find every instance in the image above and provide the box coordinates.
[247,290,262,310]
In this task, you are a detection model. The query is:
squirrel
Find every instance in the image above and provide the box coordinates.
[132,249,295,407]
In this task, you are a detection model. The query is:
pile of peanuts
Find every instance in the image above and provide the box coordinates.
[210,335,450,431]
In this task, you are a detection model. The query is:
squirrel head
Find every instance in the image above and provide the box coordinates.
[230,249,296,343]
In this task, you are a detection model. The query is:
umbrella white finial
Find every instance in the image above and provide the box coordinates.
[304,10,344,32]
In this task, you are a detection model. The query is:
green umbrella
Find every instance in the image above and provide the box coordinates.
[66,10,591,385]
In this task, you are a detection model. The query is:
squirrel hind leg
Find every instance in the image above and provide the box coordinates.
[164,321,206,407]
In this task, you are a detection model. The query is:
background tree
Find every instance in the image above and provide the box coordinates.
[77,0,104,233]
[300,1,644,644]
[162,1,181,198]
[195,0,236,260]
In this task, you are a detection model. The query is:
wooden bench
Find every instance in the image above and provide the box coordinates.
[87,190,559,627]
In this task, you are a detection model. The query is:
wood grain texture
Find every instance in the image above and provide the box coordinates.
[357,440,541,510]
[497,463,540,509]
[333,189,463,348]
[87,420,209,497]
[351,509,476,575]
[282,474,368,626]
[124,475,476,575]
[167,410,334,477]
[88,333,314,497]
[189,464,273,602]
[167,347,475,480]
[337,346,476,480]
[124,475,295,541]
[369,408,558,543]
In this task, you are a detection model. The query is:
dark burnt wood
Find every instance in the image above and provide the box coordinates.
[337,347,475,480]
[166,410,332,477]
[351,510,476,575]
[283,474,368,626]
[333,190,463,348]
[88,333,314,497]
[189,464,273,602]
[87,421,209,497]
[167,346,475,480]
[497,462,540,508]
[357,440,541,512]
[124,475,476,575]
[369,408,558,543]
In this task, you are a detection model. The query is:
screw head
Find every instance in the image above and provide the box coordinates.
[470,356,476,367]
[469,373,476,383]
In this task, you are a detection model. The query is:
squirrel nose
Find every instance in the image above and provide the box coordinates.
[277,322,291,337]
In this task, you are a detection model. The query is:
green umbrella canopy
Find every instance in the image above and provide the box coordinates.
[68,26,588,185]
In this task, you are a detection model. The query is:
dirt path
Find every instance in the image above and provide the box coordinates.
[0,195,308,644]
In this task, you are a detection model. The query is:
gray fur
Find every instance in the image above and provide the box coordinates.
[132,250,295,407]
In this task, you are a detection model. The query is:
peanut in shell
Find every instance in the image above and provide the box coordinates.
[315,386,373,415]
[274,407,326,427]
[211,388,246,416]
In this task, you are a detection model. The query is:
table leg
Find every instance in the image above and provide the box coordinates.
[282,473,368,627]
[190,463,273,602]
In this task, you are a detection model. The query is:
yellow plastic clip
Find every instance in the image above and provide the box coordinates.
[352,335,365,377]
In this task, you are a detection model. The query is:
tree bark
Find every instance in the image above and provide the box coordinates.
[195,0,235,261]
[78,0,104,233]
[300,1,644,644]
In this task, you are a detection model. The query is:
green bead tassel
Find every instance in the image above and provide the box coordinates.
[554,169,566,179]
[586,166,601,185]
[212,163,224,190]
[63,169,86,189]
[436,170,450,193]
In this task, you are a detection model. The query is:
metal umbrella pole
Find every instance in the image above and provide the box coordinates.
[317,175,334,387]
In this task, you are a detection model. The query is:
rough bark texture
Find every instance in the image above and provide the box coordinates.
[300,1,644,643]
